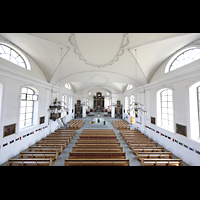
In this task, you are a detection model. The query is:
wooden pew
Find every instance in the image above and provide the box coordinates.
[132,147,165,155]
[75,143,121,148]
[8,158,52,166]
[66,120,85,130]
[55,129,76,132]
[29,146,63,155]
[42,137,70,144]
[112,120,130,130]
[69,152,126,159]
[65,159,129,166]
[76,139,119,144]
[72,146,123,153]
[20,152,58,162]
[50,133,76,140]
[47,135,73,140]
[122,135,148,140]
[52,131,76,135]
[54,130,77,136]
[125,138,152,144]
[141,158,182,166]
[128,142,157,149]
[35,143,65,151]
[130,143,158,150]
[82,131,115,135]
[136,152,173,161]
[79,136,117,139]
[81,132,116,137]
[121,133,143,136]
[36,140,68,148]
[65,127,129,166]
[82,129,114,132]
[120,130,140,132]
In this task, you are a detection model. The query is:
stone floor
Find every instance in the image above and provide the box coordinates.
[1,112,189,166]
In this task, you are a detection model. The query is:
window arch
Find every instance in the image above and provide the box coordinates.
[166,48,200,73]
[157,88,174,131]
[0,44,30,70]
[19,87,38,129]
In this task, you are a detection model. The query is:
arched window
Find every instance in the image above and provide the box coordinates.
[127,84,133,90]
[167,48,200,72]
[0,44,30,70]
[62,95,66,108]
[20,87,38,129]
[130,95,135,115]
[125,96,129,114]
[197,86,200,135]
[0,83,3,126]
[157,88,174,131]
[68,96,72,112]
[189,81,200,140]
[65,83,71,90]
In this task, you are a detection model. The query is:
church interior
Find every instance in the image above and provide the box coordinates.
[1,33,200,166]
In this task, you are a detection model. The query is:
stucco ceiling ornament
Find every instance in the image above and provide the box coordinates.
[68,33,129,68]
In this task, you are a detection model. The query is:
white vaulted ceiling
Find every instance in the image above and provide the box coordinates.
[1,33,200,94]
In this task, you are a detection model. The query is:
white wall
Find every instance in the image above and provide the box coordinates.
[0,54,77,165]
[123,50,200,166]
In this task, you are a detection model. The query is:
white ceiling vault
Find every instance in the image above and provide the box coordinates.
[1,33,200,95]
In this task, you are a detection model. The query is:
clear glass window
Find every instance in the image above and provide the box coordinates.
[0,44,28,69]
[20,87,35,128]
[160,89,173,129]
[169,48,200,72]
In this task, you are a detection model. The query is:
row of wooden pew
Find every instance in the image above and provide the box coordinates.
[66,120,85,130]
[112,120,130,130]
[120,129,182,166]
[65,129,129,166]
[8,129,77,166]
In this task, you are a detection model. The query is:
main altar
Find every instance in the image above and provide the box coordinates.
[93,92,105,112]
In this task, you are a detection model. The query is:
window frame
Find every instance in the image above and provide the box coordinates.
[127,84,133,90]
[197,86,200,137]
[20,87,35,129]
[125,96,129,114]
[65,83,71,90]
[68,96,72,113]
[0,44,30,70]
[160,89,174,130]
[62,94,66,108]
[166,47,200,73]
[130,95,135,116]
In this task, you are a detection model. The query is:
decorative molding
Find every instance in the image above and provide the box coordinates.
[68,33,129,68]
[89,75,109,85]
